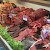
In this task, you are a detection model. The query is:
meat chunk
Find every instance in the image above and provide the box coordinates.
[11,17,23,26]
[30,17,47,27]
[14,28,34,41]
[30,8,49,21]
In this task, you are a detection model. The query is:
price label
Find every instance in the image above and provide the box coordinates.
[41,29,48,40]
[9,13,13,18]
[23,15,28,21]
[47,19,50,23]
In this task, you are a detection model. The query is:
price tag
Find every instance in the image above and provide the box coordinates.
[41,29,48,40]
[47,19,50,23]
[9,13,13,18]
[9,15,12,18]
[23,15,28,21]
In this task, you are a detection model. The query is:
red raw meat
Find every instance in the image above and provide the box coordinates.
[17,12,32,25]
[13,7,20,11]
[17,12,24,19]
[11,16,23,26]
[5,17,11,24]
[29,39,49,50]
[20,7,26,11]
[29,39,42,50]
[19,28,33,37]
[43,39,49,45]
[43,39,50,50]
[17,8,34,19]
[29,46,36,50]
[14,28,38,41]
[14,28,34,41]
[44,47,50,50]
[17,8,34,25]
[30,8,49,21]
[48,33,50,41]
[14,36,25,41]
[30,17,47,27]
[24,8,34,16]
[32,26,37,33]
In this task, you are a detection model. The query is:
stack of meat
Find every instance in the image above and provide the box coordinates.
[17,8,34,25]
[14,8,49,41]
[0,2,26,26]
[0,2,50,50]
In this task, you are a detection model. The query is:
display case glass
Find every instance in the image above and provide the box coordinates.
[23,0,50,7]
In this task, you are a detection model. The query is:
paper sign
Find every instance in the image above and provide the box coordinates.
[23,15,28,21]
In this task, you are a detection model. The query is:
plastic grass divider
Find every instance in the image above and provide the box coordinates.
[0,24,24,50]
